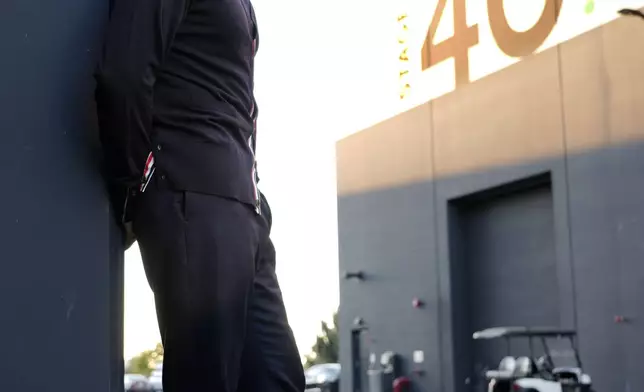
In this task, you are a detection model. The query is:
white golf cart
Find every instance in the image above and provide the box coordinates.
[472,327,594,392]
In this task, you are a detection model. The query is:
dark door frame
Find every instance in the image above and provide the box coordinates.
[351,327,367,392]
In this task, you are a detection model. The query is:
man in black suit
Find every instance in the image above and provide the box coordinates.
[95,1,304,391]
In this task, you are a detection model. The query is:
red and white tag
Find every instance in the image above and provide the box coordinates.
[140,152,155,192]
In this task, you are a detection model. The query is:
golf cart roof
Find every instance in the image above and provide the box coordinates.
[473,326,577,340]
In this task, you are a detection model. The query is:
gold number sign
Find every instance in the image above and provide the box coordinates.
[421,0,479,87]
[488,0,564,57]
[421,0,564,86]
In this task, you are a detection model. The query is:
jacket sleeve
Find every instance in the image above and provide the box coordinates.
[95,0,191,185]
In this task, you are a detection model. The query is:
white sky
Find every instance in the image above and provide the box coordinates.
[123,0,637,360]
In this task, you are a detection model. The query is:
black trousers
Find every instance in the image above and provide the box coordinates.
[132,178,304,392]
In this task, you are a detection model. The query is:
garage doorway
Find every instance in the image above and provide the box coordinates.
[448,174,560,392]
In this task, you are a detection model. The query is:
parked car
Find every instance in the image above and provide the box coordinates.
[305,363,340,392]
[124,374,152,392]
[148,363,163,392]
[472,326,594,392]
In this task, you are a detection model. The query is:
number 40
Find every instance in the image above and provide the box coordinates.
[421,0,564,86]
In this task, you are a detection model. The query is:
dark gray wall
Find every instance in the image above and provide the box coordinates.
[339,181,439,392]
[337,15,644,392]
[1,1,123,391]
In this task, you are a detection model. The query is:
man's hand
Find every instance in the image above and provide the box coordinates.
[104,176,137,250]
[123,221,136,250]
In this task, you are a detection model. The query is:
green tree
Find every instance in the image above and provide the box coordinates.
[304,311,339,368]
[125,342,164,376]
